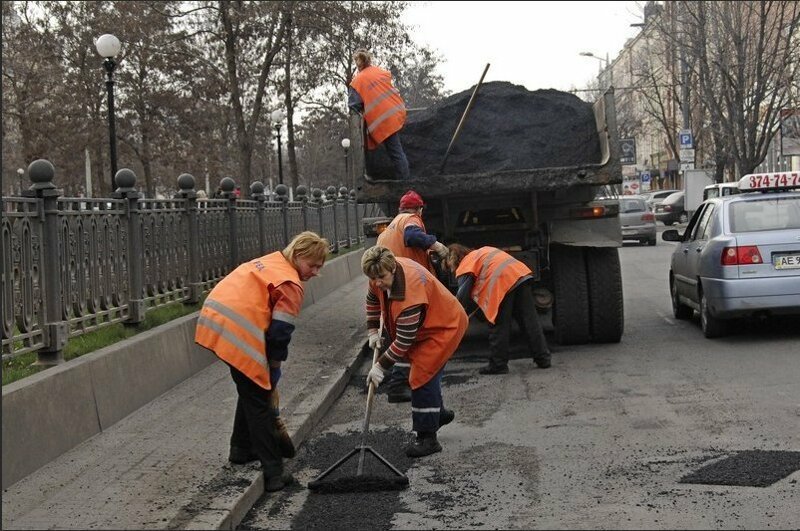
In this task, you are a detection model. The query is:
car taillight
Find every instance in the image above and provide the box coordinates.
[721,246,764,265]
[641,212,654,222]
[663,205,673,212]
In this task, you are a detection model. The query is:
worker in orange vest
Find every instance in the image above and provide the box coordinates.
[445,243,551,374]
[195,231,329,492]
[349,48,410,180]
[362,246,468,457]
[376,190,449,403]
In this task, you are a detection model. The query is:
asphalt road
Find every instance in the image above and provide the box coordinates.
[240,229,800,529]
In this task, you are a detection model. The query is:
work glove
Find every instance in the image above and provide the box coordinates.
[431,241,449,260]
[366,363,386,388]
[367,330,382,350]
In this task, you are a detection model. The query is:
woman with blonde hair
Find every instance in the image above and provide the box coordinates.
[195,231,329,492]
[361,245,468,457]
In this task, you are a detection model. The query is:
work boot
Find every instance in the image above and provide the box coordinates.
[264,471,295,492]
[479,363,509,375]
[405,432,442,458]
[534,351,552,369]
[228,446,258,464]
[439,408,455,428]
[387,384,412,403]
[275,417,296,458]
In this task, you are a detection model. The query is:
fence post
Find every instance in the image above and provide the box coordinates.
[250,181,267,255]
[275,184,290,246]
[296,185,308,230]
[313,188,324,237]
[327,186,339,254]
[24,160,67,366]
[112,169,146,323]
[219,177,238,271]
[340,186,351,249]
[350,189,360,244]
[176,173,203,304]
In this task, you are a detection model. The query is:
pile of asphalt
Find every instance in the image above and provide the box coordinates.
[366,81,601,179]
[680,450,800,487]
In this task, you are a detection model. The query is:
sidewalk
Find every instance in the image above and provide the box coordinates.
[2,276,369,530]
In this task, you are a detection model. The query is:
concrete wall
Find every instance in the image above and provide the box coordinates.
[2,249,365,489]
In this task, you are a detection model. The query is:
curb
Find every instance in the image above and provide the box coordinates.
[182,331,368,530]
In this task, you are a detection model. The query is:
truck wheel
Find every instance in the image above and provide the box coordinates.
[551,244,591,345]
[585,247,624,343]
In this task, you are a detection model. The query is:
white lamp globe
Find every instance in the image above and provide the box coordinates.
[341,138,351,149]
[96,34,121,58]
[271,109,285,124]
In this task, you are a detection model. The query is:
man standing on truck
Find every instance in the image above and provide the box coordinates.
[348,48,410,180]
[445,243,551,374]
[376,190,449,402]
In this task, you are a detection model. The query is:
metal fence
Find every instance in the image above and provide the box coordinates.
[1,160,384,364]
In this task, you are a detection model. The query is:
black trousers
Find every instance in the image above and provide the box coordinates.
[487,282,550,367]
[227,364,283,477]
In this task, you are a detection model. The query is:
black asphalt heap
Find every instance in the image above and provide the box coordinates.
[367,81,601,179]
[680,450,800,487]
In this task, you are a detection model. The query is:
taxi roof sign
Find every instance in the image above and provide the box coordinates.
[738,172,800,191]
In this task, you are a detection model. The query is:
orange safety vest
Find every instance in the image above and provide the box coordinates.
[349,65,407,149]
[455,247,533,325]
[376,212,434,273]
[375,257,468,389]
[195,252,303,390]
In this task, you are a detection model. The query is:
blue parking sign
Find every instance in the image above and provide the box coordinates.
[641,171,651,182]
[679,130,694,149]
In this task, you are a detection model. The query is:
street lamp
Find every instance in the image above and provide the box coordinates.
[579,51,612,88]
[271,108,285,186]
[17,167,24,195]
[341,137,351,191]
[95,33,121,189]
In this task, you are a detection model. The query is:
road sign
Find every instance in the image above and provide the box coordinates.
[679,148,695,162]
[680,162,695,171]
[620,138,636,165]
[679,129,694,149]
[640,171,651,183]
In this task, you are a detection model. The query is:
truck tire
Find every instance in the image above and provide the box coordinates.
[585,247,624,343]
[551,244,591,345]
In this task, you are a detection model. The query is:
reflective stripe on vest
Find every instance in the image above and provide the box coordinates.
[456,247,532,324]
[376,213,433,272]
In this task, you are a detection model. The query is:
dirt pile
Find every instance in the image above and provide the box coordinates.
[367,81,602,179]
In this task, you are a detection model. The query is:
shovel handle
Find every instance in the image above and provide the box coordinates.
[358,322,383,475]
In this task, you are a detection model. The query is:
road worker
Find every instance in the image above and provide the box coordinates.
[195,231,329,492]
[444,243,551,374]
[348,48,410,180]
[376,190,449,403]
[362,246,468,457]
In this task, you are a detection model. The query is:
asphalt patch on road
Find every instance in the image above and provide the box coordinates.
[680,450,800,487]
[240,427,415,530]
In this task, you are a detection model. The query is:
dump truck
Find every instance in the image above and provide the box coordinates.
[352,83,624,345]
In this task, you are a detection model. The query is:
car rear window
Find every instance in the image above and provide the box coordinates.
[729,196,800,232]
[621,199,646,213]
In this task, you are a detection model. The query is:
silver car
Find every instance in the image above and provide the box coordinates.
[619,195,657,246]
[644,189,680,210]
[662,173,800,337]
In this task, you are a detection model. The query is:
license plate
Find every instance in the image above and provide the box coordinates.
[773,253,800,270]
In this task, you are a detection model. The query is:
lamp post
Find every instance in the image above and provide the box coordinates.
[271,108,285,186]
[341,137,351,190]
[17,167,24,195]
[579,51,612,88]
[95,34,121,189]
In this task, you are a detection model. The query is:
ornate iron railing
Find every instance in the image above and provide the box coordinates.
[1,160,385,364]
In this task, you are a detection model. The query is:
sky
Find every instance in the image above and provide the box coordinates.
[402,1,646,94]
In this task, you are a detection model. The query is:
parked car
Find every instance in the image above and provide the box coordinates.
[619,195,657,246]
[644,189,680,210]
[703,182,741,201]
[655,191,688,225]
[662,172,800,338]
